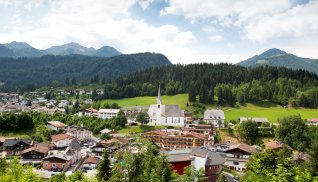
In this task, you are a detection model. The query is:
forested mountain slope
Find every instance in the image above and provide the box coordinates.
[0,53,171,90]
[237,48,318,75]
[101,64,318,108]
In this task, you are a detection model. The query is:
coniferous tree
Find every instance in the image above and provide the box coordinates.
[188,83,196,102]
[97,151,111,181]
[199,85,208,104]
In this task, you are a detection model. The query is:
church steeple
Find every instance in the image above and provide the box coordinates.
[157,84,162,105]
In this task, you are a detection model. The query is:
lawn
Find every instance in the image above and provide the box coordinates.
[0,129,33,139]
[102,94,189,109]
[103,94,318,123]
[223,102,318,122]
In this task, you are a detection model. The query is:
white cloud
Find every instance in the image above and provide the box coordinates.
[243,1,318,42]
[161,0,318,42]
[138,0,154,10]
[0,0,197,63]
[208,35,223,41]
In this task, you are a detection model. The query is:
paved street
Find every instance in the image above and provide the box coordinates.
[223,172,239,182]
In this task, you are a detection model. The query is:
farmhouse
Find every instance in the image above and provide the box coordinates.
[239,117,269,127]
[3,139,32,156]
[223,143,257,172]
[204,109,225,128]
[21,143,50,161]
[83,156,102,169]
[148,86,185,126]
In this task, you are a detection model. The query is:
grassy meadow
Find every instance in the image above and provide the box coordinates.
[103,94,318,123]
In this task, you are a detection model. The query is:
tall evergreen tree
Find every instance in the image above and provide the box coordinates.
[97,151,111,181]
[188,83,196,102]
[199,85,209,104]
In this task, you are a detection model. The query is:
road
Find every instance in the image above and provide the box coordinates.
[223,172,239,182]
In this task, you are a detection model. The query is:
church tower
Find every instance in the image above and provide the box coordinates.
[157,84,162,106]
[156,85,162,125]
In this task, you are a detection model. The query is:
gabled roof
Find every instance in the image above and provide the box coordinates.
[265,140,292,150]
[43,153,72,161]
[66,125,91,133]
[21,144,50,155]
[183,132,208,140]
[47,121,67,128]
[3,139,32,147]
[69,139,81,151]
[164,105,184,117]
[84,156,102,164]
[51,134,72,142]
[204,109,225,120]
[225,143,257,154]
[205,152,225,166]
[240,117,268,123]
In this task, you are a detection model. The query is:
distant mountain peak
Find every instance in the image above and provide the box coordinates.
[4,41,33,49]
[237,48,318,75]
[259,48,287,57]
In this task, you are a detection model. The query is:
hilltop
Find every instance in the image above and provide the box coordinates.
[237,48,318,75]
[0,41,122,58]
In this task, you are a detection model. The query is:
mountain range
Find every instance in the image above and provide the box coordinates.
[237,48,318,75]
[0,41,122,58]
[0,53,171,90]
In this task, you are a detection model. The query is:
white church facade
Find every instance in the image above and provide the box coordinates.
[148,86,185,126]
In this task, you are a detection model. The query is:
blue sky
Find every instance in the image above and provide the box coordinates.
[0,0,317,63]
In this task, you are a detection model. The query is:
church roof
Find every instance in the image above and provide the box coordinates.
[165,105,184,117]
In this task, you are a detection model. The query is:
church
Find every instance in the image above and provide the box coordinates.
[148,86,185,126]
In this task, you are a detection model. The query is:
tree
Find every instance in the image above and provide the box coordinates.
[276,115,309,151]
[188,82,196,102]
[97,151,111,181]
[136,112,148,125]
[109,139,172,182]
[49,172,66,182]
[92,89,98,101]
[101,133,112,140]
[243,149,315,182]
[68,171,85,182]
[173,165,207,182]
[237,120,259,144]
[199,85,209,104]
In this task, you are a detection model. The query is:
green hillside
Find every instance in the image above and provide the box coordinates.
[0,52,171,90]
[104,94,318,123]
[237,48,318,75]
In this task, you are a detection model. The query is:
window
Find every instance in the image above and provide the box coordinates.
[233,161,239,165]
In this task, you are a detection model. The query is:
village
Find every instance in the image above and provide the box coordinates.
[0,86,316,182]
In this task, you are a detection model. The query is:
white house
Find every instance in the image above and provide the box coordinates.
[47,121,67,131]
[148,86,185,126]
[98,109,120,119]
[204,109,225,128]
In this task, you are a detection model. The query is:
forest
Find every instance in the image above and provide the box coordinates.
[99,64,318,108]
[0,53,171,91]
